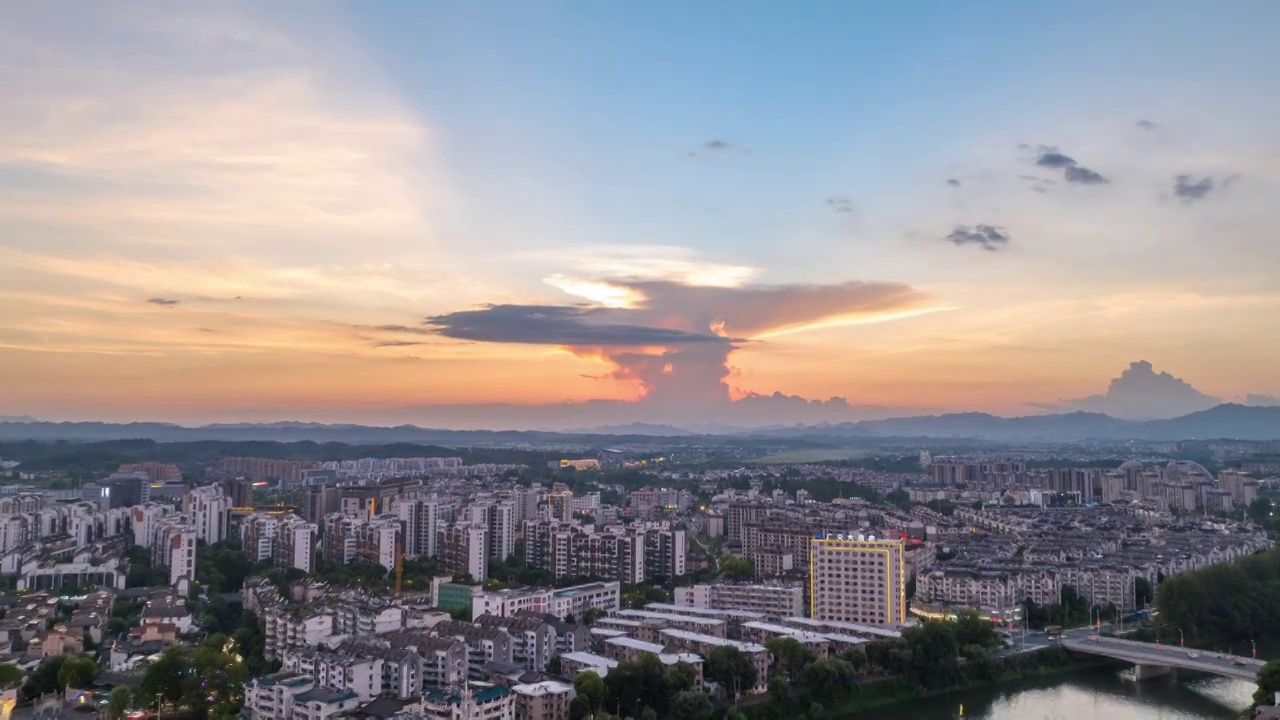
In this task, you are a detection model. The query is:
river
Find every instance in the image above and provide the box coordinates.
[844,668,1258,719]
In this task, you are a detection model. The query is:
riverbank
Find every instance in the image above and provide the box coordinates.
[744,647,1121,719]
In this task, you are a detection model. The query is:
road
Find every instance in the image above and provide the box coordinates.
[1061,634,1265,681]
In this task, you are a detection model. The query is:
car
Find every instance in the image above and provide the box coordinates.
[1188,652,1199,658]
[1232,659,1247,666]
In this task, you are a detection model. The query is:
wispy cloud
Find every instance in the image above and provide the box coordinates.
[147,297,180,307]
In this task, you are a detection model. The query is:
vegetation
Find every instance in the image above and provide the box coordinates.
[0,663,20,690]
[1256,659,1280,707]
[1155,547,1280,647]
[141,638,248,720]
[1020,585,1111,629]
[195,537,260,594]
[582,656,702,719]
[0,439,553,475]
[705,646,758,699]
[125,545,170,588]
[718,556,754,582]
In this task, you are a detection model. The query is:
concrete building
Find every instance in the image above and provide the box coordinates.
[674,582,805,618]
[278,515,318,573]
[396,496,443,558]
[510,681,574,720]
[522,521,685,584]
[473,502,516,562]
[809,536,906,628]
[438,522,490,582]
[185,485,232,545]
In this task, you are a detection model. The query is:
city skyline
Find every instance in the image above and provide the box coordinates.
[3,1,1279,426]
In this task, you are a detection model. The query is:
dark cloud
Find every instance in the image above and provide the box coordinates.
[421,279,927,414]
[197,327,215,333]
[1035,149,1077,168]
[1136,119,1159,130]
[944,224,1010,252]
[826,195,854,213]
[1064,165,1109,184]
[425,305,735,347]
[1030,145,1108,185]
[1035,360,1221,419]
[373,340,425,348]
[946,178,961,187]
[147,298,179,306]
[1173,174,1214,201]
[703,140,731,150]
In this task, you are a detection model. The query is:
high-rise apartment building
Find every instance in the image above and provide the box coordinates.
[354,517,401,571]
[472,502,515,561]
[148,516,196,595]
[105,472,152,509]
[241,512,316,573]
[185,485,232,545]
[276,515,318,574]
[522,521,685,584]
[725,501,771,543]
[809,535,905,628]
[438,522,489,581]
[396,496,443,558]
[242,514,280,562]
[546,491,574,522]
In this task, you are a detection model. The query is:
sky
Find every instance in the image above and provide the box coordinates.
[2,1,1279,428]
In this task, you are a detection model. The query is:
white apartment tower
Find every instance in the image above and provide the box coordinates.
[809,535,906,628]
[184,485,232,545]
[473,502,516,562]
[277,515,318,573]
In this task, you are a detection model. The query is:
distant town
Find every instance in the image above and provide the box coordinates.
[0,434,1278,720]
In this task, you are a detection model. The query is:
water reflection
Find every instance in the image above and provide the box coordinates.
[840,669,1255,719]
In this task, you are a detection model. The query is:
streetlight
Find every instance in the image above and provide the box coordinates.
[155,695,161,720]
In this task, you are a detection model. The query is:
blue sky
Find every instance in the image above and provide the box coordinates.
[0,1,1277,425]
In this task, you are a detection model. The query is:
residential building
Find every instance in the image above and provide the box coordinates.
[438,522,489,581]
[673,582,805,618]
[396,496,443,558]
[510,681,574,720]
[809,536,906,628]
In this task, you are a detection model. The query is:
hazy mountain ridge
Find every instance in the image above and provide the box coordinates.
[1,404,1277,443]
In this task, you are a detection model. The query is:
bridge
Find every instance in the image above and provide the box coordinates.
[1062,635,1266,682]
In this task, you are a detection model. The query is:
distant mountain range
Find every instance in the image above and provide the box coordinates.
[1,404,1277,444]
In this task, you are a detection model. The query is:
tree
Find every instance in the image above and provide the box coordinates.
[665,661,698,694]
[705,646,757,699]
[671,690,711,720]
[765,636,815,677]
[0,663,21,690]
[719,556,754,582]
[953,609,1000,649]
[21,656,65,699]
[573,670,605,715]
[1248,497,1274,525]
[1256,659,1280,707]
[108,686,137,720]
[547,655,563,675]
[1134,576,1153,609]
[57,656,99,690]
[798,657,856,703]
[885,489,911,509]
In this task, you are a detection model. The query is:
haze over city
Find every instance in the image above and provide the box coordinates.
[2,1,1279,428]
